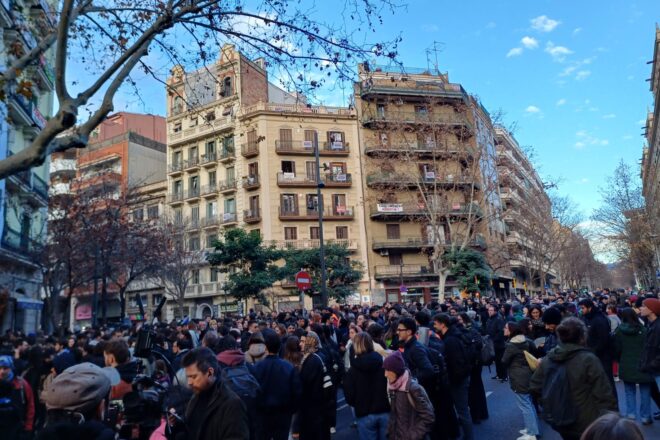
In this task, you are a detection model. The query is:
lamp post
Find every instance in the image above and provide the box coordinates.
[314,131,328,307]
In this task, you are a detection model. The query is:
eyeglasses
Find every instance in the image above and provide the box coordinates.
[396,328,408,332]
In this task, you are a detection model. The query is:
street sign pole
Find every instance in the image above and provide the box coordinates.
[314,131,328,307]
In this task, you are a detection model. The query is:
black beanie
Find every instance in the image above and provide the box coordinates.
[542,307,562,325]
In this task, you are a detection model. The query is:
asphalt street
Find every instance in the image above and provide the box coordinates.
[332,367,660,440]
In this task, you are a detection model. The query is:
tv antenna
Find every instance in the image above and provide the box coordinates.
[425,41,445,75]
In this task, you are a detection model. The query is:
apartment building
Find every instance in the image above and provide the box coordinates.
[165,44,370,314]
[495,126,553,293]
[0,0,56,332]
[642,25,660,273]
[68,113,166,326]
[354,64,505,303]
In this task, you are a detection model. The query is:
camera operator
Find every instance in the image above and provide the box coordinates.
[38,362,120,440]
[104,340,140,400]
[179,347,249,440]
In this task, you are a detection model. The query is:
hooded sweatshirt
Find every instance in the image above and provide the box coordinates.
[217,349,245,367]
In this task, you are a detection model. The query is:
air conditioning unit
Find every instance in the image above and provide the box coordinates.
[380,250,389,256]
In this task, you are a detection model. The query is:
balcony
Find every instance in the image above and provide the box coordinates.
[364,142,475,158]
[324,173,352,187]
[362,111,472,132]
[221,212,238,226]
[202,216,220,228]
[278,206,354,221]
[186,218,201,231]
[168,162,184,175]
[241,142,259,158]
[201,184,217,197]
[32,174,48,199]
[200,152,217,166]
[185,188,200,201]
[0,0,11,28]
[218,179,237,194]
[49,158,76,177]
[266,239,358,251]
[374,264,436,281]
[277,173,352,188]
[372,236,433,251]
[500,186,524,205]
[241,101,355,118]
[184,157,200,171]
[242,175,260,190]
[7,93,33,127]
[218,148,235,163]
[1,227,40,257]
[369,202,483,220]
[275,140,351,156]
[358,80,468,101]
[244,208,261,224]
[366,172,479,189]
[167,192,184,204]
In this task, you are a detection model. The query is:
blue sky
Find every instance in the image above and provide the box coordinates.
[106,0,656,218]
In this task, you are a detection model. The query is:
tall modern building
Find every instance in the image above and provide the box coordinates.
[643,25,660,274]
[0,0,56,332]
[165,44,370,316]
[354,64,506,303]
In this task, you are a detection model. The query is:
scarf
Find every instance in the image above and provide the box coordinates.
[387,369,410,392]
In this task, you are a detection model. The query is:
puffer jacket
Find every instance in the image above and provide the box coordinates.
[501,335,536,394]
[529,343,617,439]
[387,376,435,440]
[614,323,652,383]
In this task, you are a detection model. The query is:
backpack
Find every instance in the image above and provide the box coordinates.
[480,335,496,366]
[540,357,578,429]
[417,332,450,391]
[458,330,480,368]
[0,379,25,434]
[220,364,260,412]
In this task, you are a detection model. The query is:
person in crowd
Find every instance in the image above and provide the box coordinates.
[181,347,249,440]
[343,333,390,440]
[242,320,259,353]
[245,331,267,365]
[578,299,615,391]
[397,317,435,387]
[540,307,562,355]
[252,330,302,440]
[342,324,361,371]
[433,314,474,440]
[639,298,660,407]
[528,306,547,340]
[580,413,645,440]
[458,312,489,424]
[299,331,333,440]
[383,351,435,440]
[613,307,653,424]
[282,336,303,371]
[150,385,193,440]
[0,355,35,439]
[172,338,192,372]
[501,322,541,440]
[606,305,621,333]
[530,317,618,440]
[486,304,507,381]
[103,339,139,400]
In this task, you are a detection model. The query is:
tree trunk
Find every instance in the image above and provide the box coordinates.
[101,276,107,324]
[437,271,449,302]
[119,288,126,321]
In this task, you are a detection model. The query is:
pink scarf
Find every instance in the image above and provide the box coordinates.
[387,369,410,391]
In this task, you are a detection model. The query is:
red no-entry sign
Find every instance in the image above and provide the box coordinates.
[295,271,312,291]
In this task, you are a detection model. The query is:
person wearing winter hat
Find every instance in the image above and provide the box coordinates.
[383,351,434,440]
[640,298,660,392]
[540,307,562,355]
[38,362,120,440]
[0,354,35,439]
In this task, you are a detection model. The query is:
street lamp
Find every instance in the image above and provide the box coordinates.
[314,131,328,307]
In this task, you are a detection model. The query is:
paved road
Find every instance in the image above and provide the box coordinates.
[332,366,660,439]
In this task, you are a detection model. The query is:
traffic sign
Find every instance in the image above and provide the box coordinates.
[295,271,312,291]
[399,285,408,294]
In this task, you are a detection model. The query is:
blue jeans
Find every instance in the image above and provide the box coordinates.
[513,392,540,436]
[451,377,474,440]
[623,382,652,421]
[355,413,389,440]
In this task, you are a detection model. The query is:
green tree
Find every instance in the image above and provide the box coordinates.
[280,243,363,303]
[443,248,491,293]
[207,229,283,306]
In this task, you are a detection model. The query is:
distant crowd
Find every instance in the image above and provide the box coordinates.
[0,287,658,440]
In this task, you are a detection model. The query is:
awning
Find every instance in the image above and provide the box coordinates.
[15,294,44,311]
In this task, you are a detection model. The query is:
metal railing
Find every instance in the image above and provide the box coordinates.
[244,208,261,222]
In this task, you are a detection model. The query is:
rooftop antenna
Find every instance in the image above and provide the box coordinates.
[425,41,445,75]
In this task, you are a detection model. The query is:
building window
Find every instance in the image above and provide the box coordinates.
[336,226,348,239]
[224,198,236,214]
[190,116,198,127]
[223,135,235,154]
[281,161,296,174]
[304,130,316,149]
[205,111,216,122]
[284,227,298,240]
[279,128,293,148]
[306,194,319,212]
[152,294,163,307]
[147,205,159,219]
[210,267,219,282]
[173,121,182,133]
[208,170,217,185]
[206,233,218,249]
[192,269,200,284]
[388,253,402,266]
[133,208,144,222]
[172,96,183,115]
[189,235,200,251]
[386,224,400,239]
[221,77,233,97]
[327,131,345,148]
[281,194,297,213]
[174,208,183,225]
[310,227,320,240]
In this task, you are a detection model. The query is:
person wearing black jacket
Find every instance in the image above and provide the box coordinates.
[458,312,489,424]
[252,330,302,440]
[299,331,332,440]
[434,314,474,440]
[343,333,390,440]
[398,317,435,387]
[579,299,615,392]
[485,304,507,381]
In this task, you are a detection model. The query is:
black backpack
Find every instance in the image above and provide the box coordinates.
[458,330,480,368]
[540,356,579,429]
[480,335,496,366]
[0,379,25,436]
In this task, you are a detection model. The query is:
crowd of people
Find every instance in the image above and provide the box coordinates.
[0,287,658,440]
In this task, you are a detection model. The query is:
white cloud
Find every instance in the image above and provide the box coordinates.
[575,141,586,149]
[575,130,609,148]
[575,70,591,80]
[422,24,439,32]
[506,47,523,58]
[525,105,541,114]
[560,66,577,77]
[545,42,573,62]
[579,178,589,184]
[486,22,497,29]
[556,98,567,106]
[627,75,634,80]
[531,15,561,32]
[622,135,633,140]
[638,119,646,125]
[602,113,616,119]
[521,36,539,49]
[573,27,582,35]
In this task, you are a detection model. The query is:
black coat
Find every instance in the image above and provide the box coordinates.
[343,351,390,418]
[440,326,471,385]
[485,315,506,349]
[184,379,250,440]
[401,337,435,387]
[299,353,332,440]
[640,318,660,375]
[582,309,612,362]
[252,354,302,413]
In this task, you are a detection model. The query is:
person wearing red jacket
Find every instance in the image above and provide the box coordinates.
[0,354,35,439]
